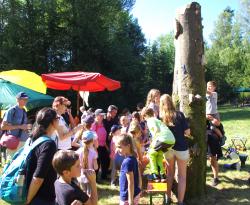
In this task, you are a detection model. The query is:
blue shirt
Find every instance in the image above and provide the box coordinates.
[167,111,189,151]
[3,105,28,141]
[119,156,140,201]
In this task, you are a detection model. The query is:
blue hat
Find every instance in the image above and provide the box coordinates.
[16,92,29,99]
[82,115,95,124]
[82,131,95,142]
[110,125,122,133]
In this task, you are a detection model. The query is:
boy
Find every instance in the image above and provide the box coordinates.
[52,150,98,205]
[206,81,223,138]
[141,107,175,182]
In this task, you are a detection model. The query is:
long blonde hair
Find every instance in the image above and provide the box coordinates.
[146,89,160,107]
[81,139,93,169]
[116,134,137,158]
[160,94,176,126]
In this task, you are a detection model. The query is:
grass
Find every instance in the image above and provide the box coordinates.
[1,105,250,205]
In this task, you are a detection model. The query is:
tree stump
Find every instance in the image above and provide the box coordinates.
[172,2,206,199]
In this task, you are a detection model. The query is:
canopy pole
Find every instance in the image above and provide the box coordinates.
[77,91,80,116]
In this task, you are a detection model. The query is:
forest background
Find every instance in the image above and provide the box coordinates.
[0,0,249,114]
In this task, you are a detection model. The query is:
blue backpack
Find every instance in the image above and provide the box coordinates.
[0,136,51,204]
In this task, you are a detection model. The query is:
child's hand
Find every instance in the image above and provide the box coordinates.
[83,169,96,183]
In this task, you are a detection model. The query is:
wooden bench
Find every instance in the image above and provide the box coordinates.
[146,182,167,205]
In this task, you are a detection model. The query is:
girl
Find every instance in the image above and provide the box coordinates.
[109,125,125,187]
[77,131,98,195]
[146,89,161,118]
[160,94,190,205]
[115,134,141,205]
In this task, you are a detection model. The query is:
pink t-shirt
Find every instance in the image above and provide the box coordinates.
[91,122,107,146]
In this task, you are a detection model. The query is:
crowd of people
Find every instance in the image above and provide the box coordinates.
[0,82,243,205]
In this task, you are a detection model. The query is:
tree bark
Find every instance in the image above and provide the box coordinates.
[172,2,207,199]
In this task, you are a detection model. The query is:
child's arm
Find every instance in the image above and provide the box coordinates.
[93,158,98,171]
[126,171,135,205]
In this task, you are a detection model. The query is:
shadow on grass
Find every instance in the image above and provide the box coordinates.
[220,108,250,121]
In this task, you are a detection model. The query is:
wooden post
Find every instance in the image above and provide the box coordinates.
[173,2,207,199]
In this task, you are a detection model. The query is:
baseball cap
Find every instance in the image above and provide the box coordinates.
[16,92,29,99]
[107,105,118,112]
[110,125,122,133]
[95,109,105,116]
[82,131,95,142]
[82,115,95,124]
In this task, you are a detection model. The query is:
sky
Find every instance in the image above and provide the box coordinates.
[131,0,240,43]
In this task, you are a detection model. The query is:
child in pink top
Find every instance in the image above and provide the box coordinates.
[77,131,98,195]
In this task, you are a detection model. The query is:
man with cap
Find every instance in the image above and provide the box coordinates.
[1,92,31,160]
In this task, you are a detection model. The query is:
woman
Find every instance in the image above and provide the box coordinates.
[159,94,190,205]
[91,109,109,180]
[52,96,83,150]
[25,107,59,205]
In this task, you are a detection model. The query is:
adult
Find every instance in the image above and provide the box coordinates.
[25,107,59,205]
[1,92,30,160]
[159,94,190,205]
[52,96,83,150]
[103,105,119,138]
[91,109,109,180]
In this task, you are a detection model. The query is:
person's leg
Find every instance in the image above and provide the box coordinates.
[176,157,187,203]
[111,157,116,185]
[148,149,158,175]
[210,156,219,179]
[101,147,110,179]
[165,156,175,199]
[156,151,165,175]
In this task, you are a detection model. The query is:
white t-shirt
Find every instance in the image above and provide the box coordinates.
[52,116,72,150]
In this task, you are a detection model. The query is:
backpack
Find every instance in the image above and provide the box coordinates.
[0,136,51,204]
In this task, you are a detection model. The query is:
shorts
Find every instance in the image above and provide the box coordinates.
[164,149,190,161]
[120,194,140,205]
[207,134,223,160]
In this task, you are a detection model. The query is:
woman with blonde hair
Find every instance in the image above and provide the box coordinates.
[160,94,190,205]
[146,89,161,117]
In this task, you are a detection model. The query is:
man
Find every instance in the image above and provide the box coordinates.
[103,105,119,137]
[1,92,30,160]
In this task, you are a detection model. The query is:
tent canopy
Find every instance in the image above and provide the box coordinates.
[0,79,54,110]
[41,71,121,92]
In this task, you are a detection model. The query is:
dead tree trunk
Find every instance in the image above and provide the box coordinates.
[172,2,207,199]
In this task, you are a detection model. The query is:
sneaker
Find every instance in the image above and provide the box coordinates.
[110,182,116,188]
[152,173,160,182]
[160,174,167,182]
[211,178,220,186]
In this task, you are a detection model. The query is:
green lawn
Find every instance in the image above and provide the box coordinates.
[1,105,250,205]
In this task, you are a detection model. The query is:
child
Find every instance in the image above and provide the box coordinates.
[141,107,175,182]
[146,89,161,117]
[76,131,98,195]
[115,134,141,205]
[206,81,223,138]
[72,115,98,150]
[52,150,98,205]
[109,125,125,187]
[120,115,130,134]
